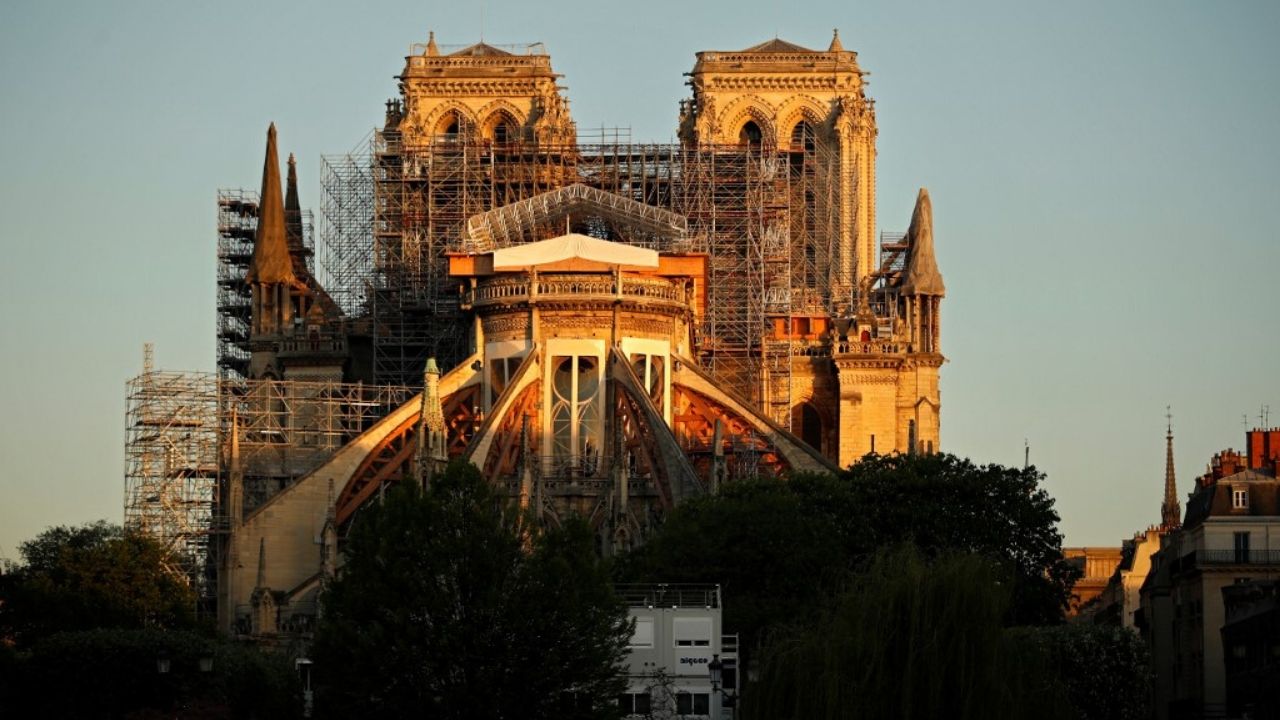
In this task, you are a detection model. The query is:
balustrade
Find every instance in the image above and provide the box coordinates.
[472,273,684,307]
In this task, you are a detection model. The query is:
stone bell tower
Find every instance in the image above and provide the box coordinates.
[391,32,576,147]
[680,30,877,295]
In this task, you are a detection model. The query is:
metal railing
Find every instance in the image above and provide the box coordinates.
[1197,549,1280,566]
[616,584,722,609]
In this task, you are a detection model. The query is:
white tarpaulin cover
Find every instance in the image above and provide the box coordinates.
[491,233,659,270]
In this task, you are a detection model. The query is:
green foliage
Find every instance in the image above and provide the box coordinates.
[1008,624,1151,720]
[313,460,631,719]
[743,547,1072,720]
[616,454,1079,657]
[842,453,1080,624]
[17,520,122,574]
[613,475,845,656]
[0,627,299,718]
[0,521,196,645]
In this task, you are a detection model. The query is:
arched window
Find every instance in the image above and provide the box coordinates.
[436,111,462,142]
[738,120,763,147]
[550,355,602,472]
[493,122,511,144]
[790,121,816,152]
[799,403,823,453]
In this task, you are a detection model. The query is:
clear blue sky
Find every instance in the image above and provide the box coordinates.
[1,0,1277,560]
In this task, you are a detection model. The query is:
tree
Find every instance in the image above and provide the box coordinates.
[312,460,631,719]
[616,454,1078,657]
[0,627,300,718]
[613,475,848,658]
[840,453,1079,624]
[743,547,1072,720]
[1008,624,1151,720]
[0,521,195,645]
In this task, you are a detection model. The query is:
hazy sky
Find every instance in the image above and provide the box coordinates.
[1,0,1277,561]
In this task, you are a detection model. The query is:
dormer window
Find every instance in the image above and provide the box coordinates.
[1232,487,1249,509]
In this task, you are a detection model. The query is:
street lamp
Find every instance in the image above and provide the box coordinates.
[708,654,738,711]
[296,657,314,718]
[156,649,171,675]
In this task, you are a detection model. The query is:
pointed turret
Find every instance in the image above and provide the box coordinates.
[245,124,300,287]
[1161,411,1181,529]
[425,30,439,56]
[901,188,945,296]
[285,152,304,253]
[416,358,448,485]
[828,28,844,53]
[250,536,278,636]
[255,537,267,589]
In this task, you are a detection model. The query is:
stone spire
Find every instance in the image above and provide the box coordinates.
[1161,409,1181,529]
[245,124,300,286]
[255,537,267,589]
[828,28,844,53]
[901,188,945,296]
[284,152,304,253]
[425,30,440,56]
[417,358,448,484]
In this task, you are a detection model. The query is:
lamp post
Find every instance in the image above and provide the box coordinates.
[296,657,314,718]
[708,654,737,717]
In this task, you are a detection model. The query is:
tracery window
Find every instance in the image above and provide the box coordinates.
[550,355,602,471]
[629,353,665,409]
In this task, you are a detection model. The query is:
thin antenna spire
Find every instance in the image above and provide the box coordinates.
[1023,438,1030,470]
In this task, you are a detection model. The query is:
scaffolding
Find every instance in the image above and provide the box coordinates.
[216,190,256,381]
[124,345,220,596]
[318,133,375,318]
[218,378,416,512]
[317,130,851,420]
[217,189,315,381]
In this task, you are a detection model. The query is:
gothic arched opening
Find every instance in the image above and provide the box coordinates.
[799,402,823,453]
[789,120,816,152]
[435,111,463,141]
[738,120,763,147]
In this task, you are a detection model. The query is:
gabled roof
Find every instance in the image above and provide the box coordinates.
[740,37,817,53]
[450,42,512,57]
[492,233,659,270]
